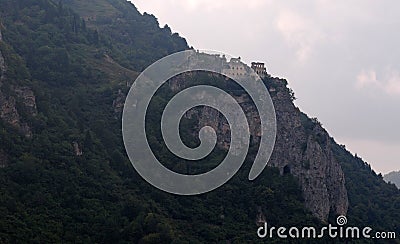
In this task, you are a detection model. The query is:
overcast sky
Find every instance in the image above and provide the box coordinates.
[132,0,400,174]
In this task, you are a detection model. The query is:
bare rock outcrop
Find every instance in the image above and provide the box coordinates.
[113,89,126,113]
[0,91,20,127]
[73,141,83,156]
[0,85,37,137]
[267,80,348,221]
[169,75,348,221]
[15,86,38,117]
[0,28,37,137]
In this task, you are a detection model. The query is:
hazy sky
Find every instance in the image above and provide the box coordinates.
[131,0,399,174]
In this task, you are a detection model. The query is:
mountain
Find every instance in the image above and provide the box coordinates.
[167,72,348,221]
[385,171,400,189]
[0,0,399,242]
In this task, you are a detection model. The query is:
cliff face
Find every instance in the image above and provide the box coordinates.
[384,171,400,189]
[268,79,348,221]
[14,86,38,117]
[0,28,37,137]
[170,75,348,221]
[0,86,37,137]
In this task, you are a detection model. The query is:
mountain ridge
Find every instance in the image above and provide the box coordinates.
[0,0,399,242]
[385,171,400,189]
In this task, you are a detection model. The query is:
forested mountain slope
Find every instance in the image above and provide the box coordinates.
[0,0,398,242]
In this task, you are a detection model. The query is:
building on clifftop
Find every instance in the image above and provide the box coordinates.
[251,62,267,77]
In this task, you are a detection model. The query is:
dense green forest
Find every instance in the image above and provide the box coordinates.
[0,0,398,243]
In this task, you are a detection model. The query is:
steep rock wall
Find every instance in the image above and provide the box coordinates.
[0,28,37,137]
[169,75,348,221]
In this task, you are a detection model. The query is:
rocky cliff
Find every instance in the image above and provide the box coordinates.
[0,27,37,137]
[267,78,348,221]
[0,0,398,241]
[169,74,348,221]
[384,171,400,189]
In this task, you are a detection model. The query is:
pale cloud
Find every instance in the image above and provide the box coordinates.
[275,10,323,63]
[384,71,400,95]
[356,69,379,89]
[165,0,268,12]
[356,69,400,95]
